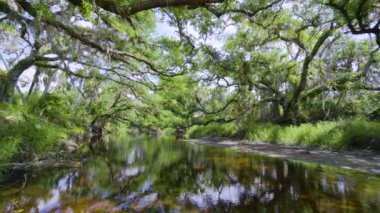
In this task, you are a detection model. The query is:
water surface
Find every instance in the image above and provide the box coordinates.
[1,137,380,212]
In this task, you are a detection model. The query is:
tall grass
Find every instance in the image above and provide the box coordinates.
[0,137,21,163]
[187,119,380,150]
[187,122,239,138]
[0,101,78,164]
[244,119,380,149]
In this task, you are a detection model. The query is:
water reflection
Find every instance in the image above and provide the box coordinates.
[36,189,60,212]
[179,183,246,207]
[1,137,380,212]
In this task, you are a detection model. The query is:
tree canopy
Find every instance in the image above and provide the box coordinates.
[0,0,379,131]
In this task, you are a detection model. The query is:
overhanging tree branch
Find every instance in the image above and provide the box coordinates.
[290,26,336,105]
[325,0,380,44]
[68,0,224,18]
[303,47,380,99]
[203,0,281,18]
[13,0,185,77]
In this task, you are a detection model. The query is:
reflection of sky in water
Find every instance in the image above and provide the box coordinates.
[283,162,288,178]
[37,189,60,213]
[36,173,78,213]
[179,183,246,208]
[271,168,277,180]
[289,186,299,200]
[135,193,158,210]
[142,181,153,192]
[337,180,346,195]
[321,176,328,191]
[57,173,76,191]
[122,167,140,177]
[119,166,144,181]
[126,147,144,165]
[127,148,137,164]
[260,192,274,204]
[1,139,379,212]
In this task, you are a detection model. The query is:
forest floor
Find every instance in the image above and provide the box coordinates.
[187,138,380,175]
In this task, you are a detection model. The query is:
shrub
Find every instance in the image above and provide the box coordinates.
[187,122,239,138]
[27,93,72,127]
[0,103,72,163]
[186,118,380,150]
[244,119,380,150]
[0,137,21,163]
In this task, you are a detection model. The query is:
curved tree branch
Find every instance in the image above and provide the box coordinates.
[68,0,224,17]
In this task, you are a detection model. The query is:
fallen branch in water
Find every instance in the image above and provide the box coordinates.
[15,173,27,193]
[0,160,82,171]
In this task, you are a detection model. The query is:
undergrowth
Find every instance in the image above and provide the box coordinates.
[187,122,239,138]
[187,119,380,150]
[0,94,84,164]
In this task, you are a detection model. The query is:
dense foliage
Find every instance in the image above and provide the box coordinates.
[0,0,379,163]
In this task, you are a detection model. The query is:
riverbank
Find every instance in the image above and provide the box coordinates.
[187,119,380,151]
[187,138,380,175]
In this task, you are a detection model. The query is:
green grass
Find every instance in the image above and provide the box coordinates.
[0,137,21,163]
[187,119,380,150]
[187,122,239,138]
[0,104,77,164]
[244,119,380,150]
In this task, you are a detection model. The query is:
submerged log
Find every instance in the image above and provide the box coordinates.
[0,159,82,171]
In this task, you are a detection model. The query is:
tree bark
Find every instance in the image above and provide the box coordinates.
[68,0,223,17]
[0,54,36,103]
[42,72,54,96]
[16,84,27,105]
[27,69,40,97]
[282,28,335,124]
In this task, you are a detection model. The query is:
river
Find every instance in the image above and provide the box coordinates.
[1,137,380,212]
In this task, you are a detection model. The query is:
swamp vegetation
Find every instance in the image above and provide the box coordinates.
[0,0,380,211]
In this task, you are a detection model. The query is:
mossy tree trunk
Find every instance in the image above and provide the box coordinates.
[0,76,13,103]
[0,54,37,103]
[279,28,336,125]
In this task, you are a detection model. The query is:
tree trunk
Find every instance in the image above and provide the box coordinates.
[42,72,54,96]
[0,76,13,103]
[27,69,40,97]
[281,101,300,125]
[16,84,27,105]
[282,28,335,124]
[271,102,281,123]
[0,54,36,103]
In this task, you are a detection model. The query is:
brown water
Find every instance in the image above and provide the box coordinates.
[1,137,380,212]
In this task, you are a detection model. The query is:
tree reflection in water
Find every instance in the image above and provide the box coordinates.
[1,137,380,212]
